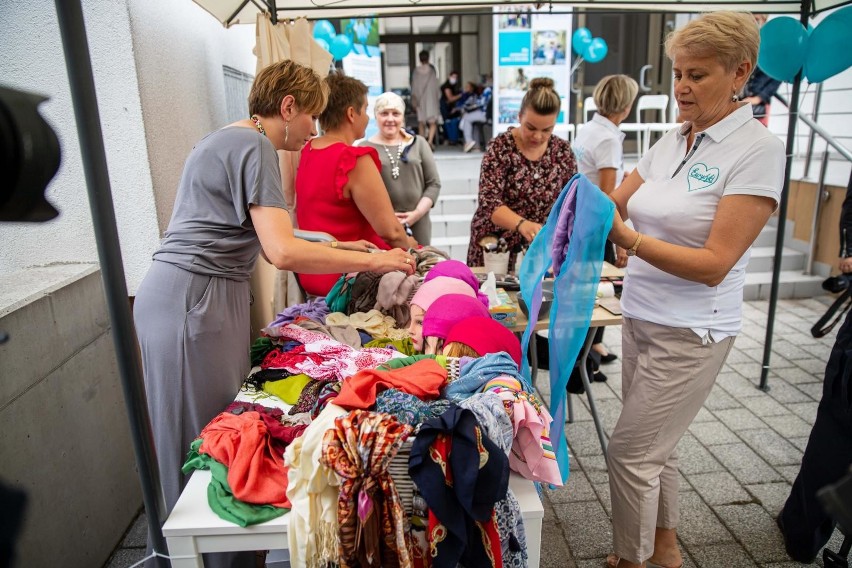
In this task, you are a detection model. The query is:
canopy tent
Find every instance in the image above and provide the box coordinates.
[194,0,850,25]
[52,0,849,566]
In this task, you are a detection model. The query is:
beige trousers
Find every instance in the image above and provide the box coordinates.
[607,317,734,563]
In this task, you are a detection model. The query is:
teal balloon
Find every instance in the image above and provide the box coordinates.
[572,28,593,56]
[583,37,608,63]
[805,6,852,83]
[758,17,808,83]
[313,20,336,43]
[330,34,353,60]
[315,37,330,52]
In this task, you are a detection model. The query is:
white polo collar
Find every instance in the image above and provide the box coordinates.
[591,113,626,141]
[677,103,754,143]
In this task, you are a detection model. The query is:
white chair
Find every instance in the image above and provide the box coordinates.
[583,96,597,123]
[619,94,669,159]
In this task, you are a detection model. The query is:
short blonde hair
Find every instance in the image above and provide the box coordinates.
[665,11,759,72]
[593,75,639,117]
[320,72,368,131]
[249,60,328,117]
[374,91,406,115]
[520,77,561,117]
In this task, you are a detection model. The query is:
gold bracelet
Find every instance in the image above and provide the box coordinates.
[626,233,643,257]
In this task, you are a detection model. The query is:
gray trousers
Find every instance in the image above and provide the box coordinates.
[607,317,733,563]
[134,260,254,567]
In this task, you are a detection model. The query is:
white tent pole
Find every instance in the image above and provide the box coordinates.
[759,0,813,391]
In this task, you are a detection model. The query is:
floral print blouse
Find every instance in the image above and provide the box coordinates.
[467,129,577,268]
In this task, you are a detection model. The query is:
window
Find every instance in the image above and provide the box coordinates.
[223,66,254,124]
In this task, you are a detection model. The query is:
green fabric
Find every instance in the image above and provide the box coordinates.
[261,373,312,404]
[364,336,417,356]
[250,337,275,366]
[182,438,288,527]
[325,274,356,313]
[378,353,447,370]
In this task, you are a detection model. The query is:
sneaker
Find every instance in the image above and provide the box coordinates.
[464,141,476,153]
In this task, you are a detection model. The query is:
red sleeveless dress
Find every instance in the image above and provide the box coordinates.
[296,141,391,296]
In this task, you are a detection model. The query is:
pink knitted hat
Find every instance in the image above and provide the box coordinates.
[410,276,476,311]
[422,294,491,341]
[445,316,522,367]
[424,259,489,307]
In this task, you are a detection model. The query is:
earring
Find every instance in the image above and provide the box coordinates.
[284,121,289,144]
[732,92,739,102]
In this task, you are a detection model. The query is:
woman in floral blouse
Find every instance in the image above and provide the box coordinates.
[467,77,577,269]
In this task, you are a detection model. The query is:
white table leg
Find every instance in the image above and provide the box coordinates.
[166,536,205,568]
[524,516,542,568]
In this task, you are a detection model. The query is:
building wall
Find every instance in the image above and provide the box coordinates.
[0,0,256,295]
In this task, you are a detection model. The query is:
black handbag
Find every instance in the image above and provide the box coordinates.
[811,288,852,338]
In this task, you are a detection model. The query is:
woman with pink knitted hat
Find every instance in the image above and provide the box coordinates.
[407,276,478,352]
[423,259,490,307]
[420,294,491,355]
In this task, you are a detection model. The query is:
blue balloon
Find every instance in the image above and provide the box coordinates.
[315,37,330,53]
[758,17,808,83]
[572,28,593,56]
[583,37,608,63]
[805,6,852,83]
[329,34,353,60]
[313,20,336,43]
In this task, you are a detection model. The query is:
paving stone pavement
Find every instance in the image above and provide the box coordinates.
[106,297,849,567]
[535,296,848,568]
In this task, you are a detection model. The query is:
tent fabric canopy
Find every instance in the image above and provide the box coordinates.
[195,0,851,26]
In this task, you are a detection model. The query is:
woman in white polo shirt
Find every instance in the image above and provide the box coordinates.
[573,74,639,370]
[604,12,785,568]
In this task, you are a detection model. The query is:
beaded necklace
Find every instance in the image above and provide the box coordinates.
[382,141,404,179]
[250,114,266,137]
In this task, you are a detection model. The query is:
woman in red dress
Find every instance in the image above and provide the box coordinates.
[296,73,415,296]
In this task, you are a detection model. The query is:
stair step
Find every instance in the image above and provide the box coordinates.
[747,246,806,272]
[435,194,477,216]
[432,235,470,247]
[742,270,825,300]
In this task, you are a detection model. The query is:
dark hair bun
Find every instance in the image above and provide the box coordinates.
[528,77,555,90]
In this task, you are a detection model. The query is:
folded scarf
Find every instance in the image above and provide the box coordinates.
[326,310,410,341]
[183,439,287,527]
[375,388,453,427]
[334,358,447,410]
[443,352,532,402]
[409,405,509,568]
[321,410,414,568]
[269,297,331,328]
[261,374,313,405]
[198,411,290,508]
[285,403,348,568]
[375,271,420,328]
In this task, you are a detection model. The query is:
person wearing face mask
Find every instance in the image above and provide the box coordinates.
[466,77,577,270]
[604,12,784,568]
[295,74,418,296]
[132,60,417,551]
[440,71,463,145]
[361,91,441,245]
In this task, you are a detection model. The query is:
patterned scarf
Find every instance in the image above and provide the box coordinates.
[410,405,508,568]
[321,410,414,568]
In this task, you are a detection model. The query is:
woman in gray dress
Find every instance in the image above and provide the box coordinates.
[133,60,416,531]
[361,91,441,244]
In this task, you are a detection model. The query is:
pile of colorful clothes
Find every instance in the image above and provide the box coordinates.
[184,292,562,568]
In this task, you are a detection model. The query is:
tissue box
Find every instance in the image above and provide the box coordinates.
[489,288,518,328]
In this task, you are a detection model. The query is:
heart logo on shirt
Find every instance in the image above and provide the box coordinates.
[687,163,720,192]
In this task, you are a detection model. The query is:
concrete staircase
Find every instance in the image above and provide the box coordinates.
[428,148,825,299]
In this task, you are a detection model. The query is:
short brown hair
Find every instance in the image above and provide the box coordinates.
[665,11,759,73]
[520,77,561,116]
[593,75,640,117]
[248,60,328,117]
[443,342,480,358]
[320,73,368,131]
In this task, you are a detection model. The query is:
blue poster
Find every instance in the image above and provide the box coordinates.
[498,31,532,66]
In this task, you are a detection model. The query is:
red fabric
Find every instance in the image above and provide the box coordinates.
[296,141,391,296]
[224,402,308,455]
[199,411,291,508]
[260,344,324,370]
[334,358,447,410]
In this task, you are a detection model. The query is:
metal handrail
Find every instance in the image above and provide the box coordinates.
[772,91,852,276]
